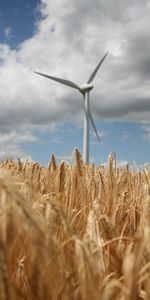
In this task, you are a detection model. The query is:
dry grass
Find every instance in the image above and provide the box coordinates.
[0,149,150,299]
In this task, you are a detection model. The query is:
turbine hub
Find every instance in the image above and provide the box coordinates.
[80,83,93,93]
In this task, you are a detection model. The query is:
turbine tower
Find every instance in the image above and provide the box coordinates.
[34,53,108,163]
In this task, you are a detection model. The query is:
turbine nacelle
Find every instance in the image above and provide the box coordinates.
[79,83,93,94]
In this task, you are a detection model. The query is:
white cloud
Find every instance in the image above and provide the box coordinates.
[142,125,150,143]
[4,27,13,39]
[0,131,38,160]
[0,0,150,158]
[50,136,62,144]
[121,130,135,144]
[0,131,38,145]
[91,130,108,145]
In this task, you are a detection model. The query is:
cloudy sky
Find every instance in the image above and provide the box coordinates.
[0,0,150,166]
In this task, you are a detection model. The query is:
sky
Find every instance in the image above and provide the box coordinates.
[0,0,150,167]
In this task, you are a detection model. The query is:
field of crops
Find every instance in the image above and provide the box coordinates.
[0,148,150,300]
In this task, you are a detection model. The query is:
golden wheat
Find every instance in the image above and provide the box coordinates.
[0,149,150,299]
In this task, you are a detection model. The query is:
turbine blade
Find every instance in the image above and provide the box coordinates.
[87,52,108,84]
[88,107,101,143]
[34,71,80,90]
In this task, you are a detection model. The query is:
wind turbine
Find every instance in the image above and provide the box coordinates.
[34,52,108,163]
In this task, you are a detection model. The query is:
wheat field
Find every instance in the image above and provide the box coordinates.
[0,148,150,299]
